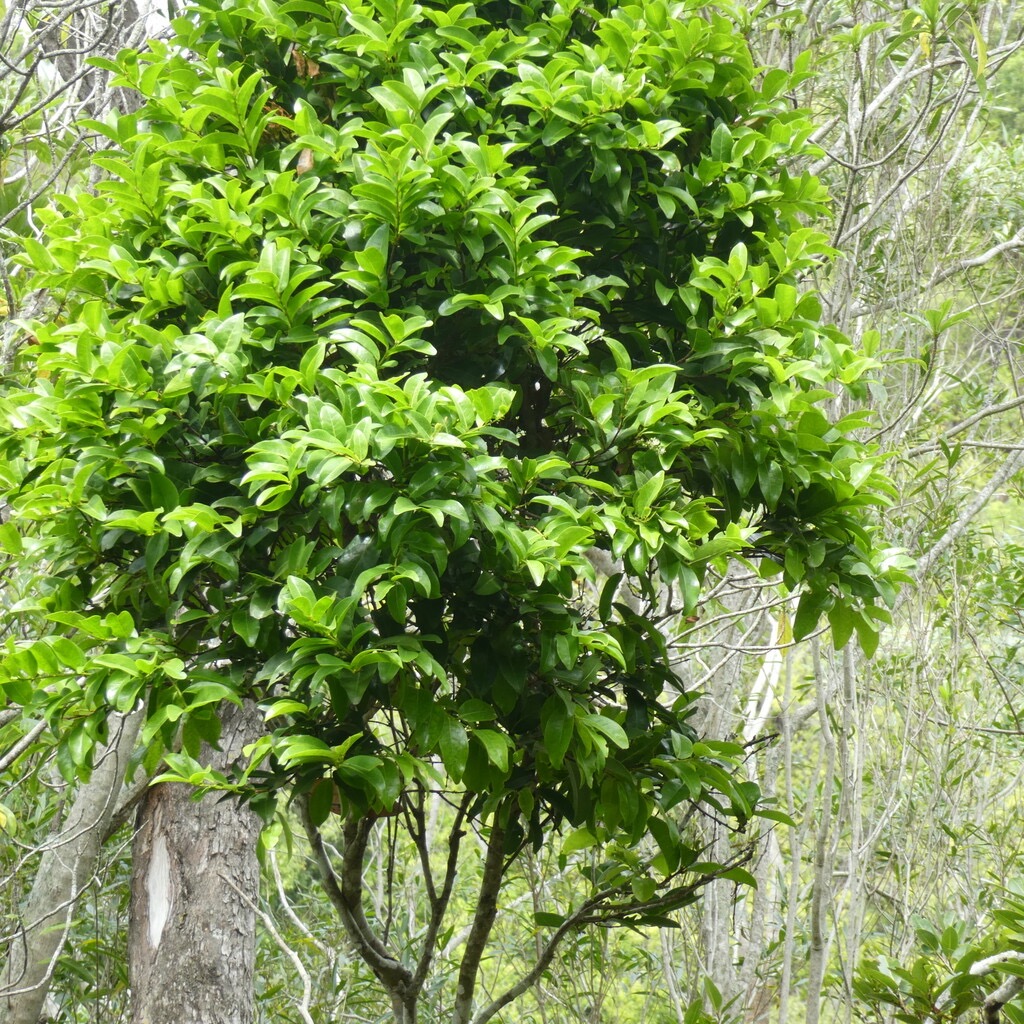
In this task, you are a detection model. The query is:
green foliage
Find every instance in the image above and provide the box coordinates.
[0,0,904,932]
[853,915,986,1024]
[990,47,1024,139]
[853,883,1024,1024]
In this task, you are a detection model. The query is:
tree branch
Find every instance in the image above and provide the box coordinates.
[470,891,607,1024]
[970,952,1024,1024]
[298,798,410,996]
[341,818,396,965]
[452,810,510,1024]
[0,720,46,773]
[412,792,470,997]
[471,848,755,1024]
[905,395,1024,458]
[222,874,316,1024]
[911,447,1024,583]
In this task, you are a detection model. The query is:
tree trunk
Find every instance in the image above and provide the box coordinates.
[804,643,836,1024]
[128,700,263,1024]
[0,710,141,1024]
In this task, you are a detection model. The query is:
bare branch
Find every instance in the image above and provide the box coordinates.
[906,394,1024,457]
[927,228,1024,291]
[971,953,1024,1024]
[453,811,509,1024]
[223,874,316,1024]
[411,792,470,997]
[0,720,46,773]
[912,448,1024,583]
[269,850,331,959]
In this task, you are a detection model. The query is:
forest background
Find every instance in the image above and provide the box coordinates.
[2,1,1024,1023]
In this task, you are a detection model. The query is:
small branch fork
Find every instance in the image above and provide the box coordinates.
[302,784,757,1024]
[299,797,411,1020]
[970,952,1024,1024]
[300,789,472,1024]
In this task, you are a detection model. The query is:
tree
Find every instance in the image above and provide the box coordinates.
[671,4,1024,1023]
[0,0,907,1019]
[0,709,139,1024]
[0,0,151,334]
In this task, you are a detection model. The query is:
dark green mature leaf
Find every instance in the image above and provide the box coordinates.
[542,696,574,770]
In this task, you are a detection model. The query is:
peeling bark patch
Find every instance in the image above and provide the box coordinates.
[129,703,263,1024]
[147,833,171,949]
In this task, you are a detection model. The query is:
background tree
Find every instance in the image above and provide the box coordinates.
[661,5,1024,1024]
[0,0,151,334]
[0,3,166,1022]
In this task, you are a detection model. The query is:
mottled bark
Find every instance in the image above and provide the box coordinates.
[128,701,262,1024]
[0,710,141,1024]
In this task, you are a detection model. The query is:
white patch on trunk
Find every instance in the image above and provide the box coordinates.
[147,833,171,948]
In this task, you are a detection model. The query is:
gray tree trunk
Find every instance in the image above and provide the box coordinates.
[0,710,142,1024]
[128,701,263,1024]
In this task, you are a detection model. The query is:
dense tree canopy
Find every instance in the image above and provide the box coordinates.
[0,0,904,865]
[0,0,923,1019]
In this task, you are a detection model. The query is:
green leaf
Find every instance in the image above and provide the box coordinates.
[472,729,509,773]
[542,696,574,769]
[793,590,829,641]
[584,714,628,749]
[279,736,335,767]
[828,602,856,650]
[756,808,798,828]
[855,617,880,659]
[710,122,733,163]
[533,912,566,928]
[231,608,260,647]
[307,778,335,826]
[634,471,665,511]
[720,866,758,888]
[439,717,469,782]
[0,522,24,554]
[758,461,783,510]
[264,699,310,722]
[459,699,497,723]
[561,827,598,855]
